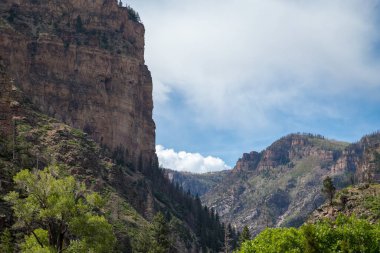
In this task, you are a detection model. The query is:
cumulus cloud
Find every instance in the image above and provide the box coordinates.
[156,145,231,173]
[128,0,380,131]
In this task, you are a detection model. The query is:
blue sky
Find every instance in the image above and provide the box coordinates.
[126,0,380,172]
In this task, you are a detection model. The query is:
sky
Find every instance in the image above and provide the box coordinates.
[125,0,380,173]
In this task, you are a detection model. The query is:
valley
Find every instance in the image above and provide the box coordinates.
[0,0,379,252]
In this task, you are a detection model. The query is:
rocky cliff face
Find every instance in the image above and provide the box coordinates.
[0,0,156,169]
[0,60,226,252]
[0,59,21,136]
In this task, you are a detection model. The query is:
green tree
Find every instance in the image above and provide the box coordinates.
[239,227,304,253]
[126,5,141,22]
[238,215,380,253]
[4,166,115,253]
[322,176,336,206]
[150,212,171,253]
[76,15,84,33]
[0,228,14,253]
[238,226,250,247]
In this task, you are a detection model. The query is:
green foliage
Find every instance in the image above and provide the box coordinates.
[238,226,251,246]
[364,194,380,218]
[238,215,380,253]
[0,229,14,253]
[239,227,304,253]
[307,137,349,151]
[126,5,141,23]
[21,229,54,253]
[374,152,380,172]
[150,212,171,253]
[4,166,116,253]
[322,176,336,205]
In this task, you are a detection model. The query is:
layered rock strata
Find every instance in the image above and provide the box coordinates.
[0,0,156,169]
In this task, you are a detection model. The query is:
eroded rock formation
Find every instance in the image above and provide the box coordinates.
[0,0,156,169]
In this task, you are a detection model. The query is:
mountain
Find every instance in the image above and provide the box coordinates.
[197,133,380,234]
[0,1,227,252]
[164,169,229,196]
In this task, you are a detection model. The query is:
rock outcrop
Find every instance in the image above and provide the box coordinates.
[308,183,380,224]
[0,0,156,170]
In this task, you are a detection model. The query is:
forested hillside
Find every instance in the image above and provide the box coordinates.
[0,56,228,252]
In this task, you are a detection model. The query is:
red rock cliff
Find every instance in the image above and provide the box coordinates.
[0,0,157,169]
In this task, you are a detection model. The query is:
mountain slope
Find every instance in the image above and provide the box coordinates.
[164,169,229,196]
[0,5,227,250]
[309,183,380,224]
[201,133,380,234]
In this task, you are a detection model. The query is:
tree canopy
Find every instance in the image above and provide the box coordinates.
[238,215,380,253]
[150,212,171,253]
[4,166,115,253]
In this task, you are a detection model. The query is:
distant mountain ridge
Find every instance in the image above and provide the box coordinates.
[168,133,380,234]
[164,169,229,196]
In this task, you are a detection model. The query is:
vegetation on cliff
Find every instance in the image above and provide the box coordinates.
[0,63,228,252]
[0,113,227,252]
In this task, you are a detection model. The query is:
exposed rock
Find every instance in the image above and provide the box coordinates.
[308,184,380,224]
[200,133,380,234]
[0,0,156,170]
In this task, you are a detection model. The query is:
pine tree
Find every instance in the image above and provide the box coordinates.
[238,226,250,246]
[322,176,336,206]
[151,212,171,253]
[223,224,232,253]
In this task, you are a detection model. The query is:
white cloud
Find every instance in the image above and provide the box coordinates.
[156,145,231,173]
[129,0,380,131]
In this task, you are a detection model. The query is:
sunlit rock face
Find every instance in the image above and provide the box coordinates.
[0,0,157,170]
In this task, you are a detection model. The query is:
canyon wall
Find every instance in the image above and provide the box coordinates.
[0,0,156,169]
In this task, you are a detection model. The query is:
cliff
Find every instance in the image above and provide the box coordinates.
[0,0,156,170]
[0,60,226,252]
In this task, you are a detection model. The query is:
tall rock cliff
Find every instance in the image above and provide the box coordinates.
[0,0,156,170]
